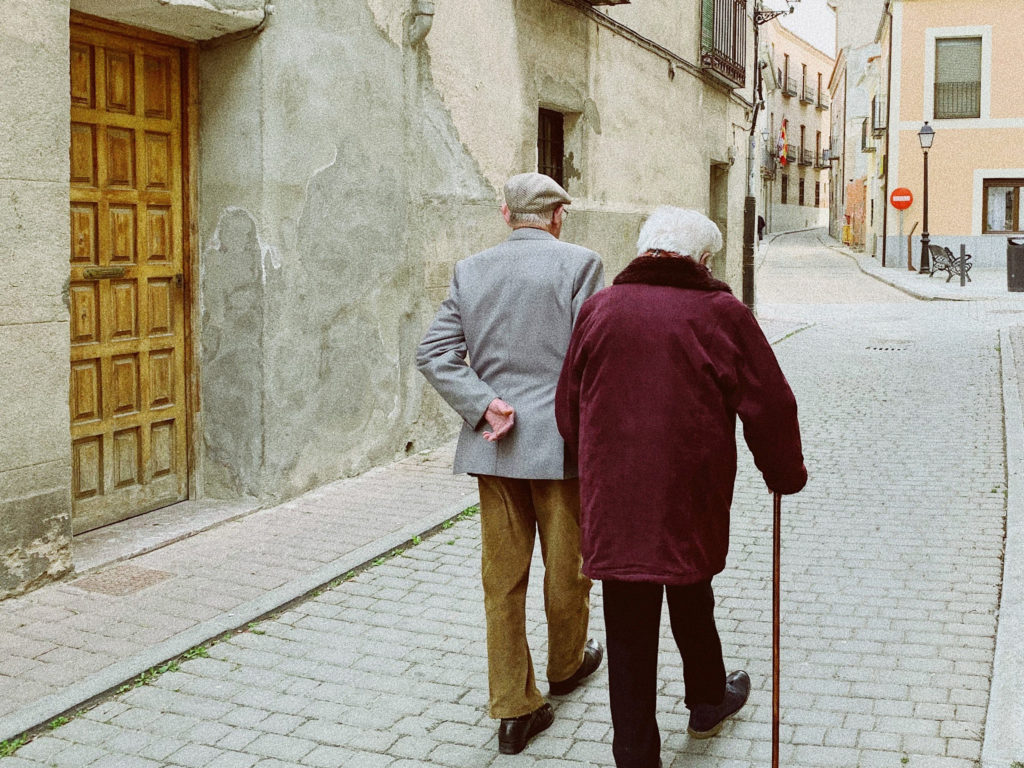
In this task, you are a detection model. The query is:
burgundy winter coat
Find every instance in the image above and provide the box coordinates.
[555,255,807,585]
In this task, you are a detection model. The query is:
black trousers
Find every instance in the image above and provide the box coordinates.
[602,579,727,768]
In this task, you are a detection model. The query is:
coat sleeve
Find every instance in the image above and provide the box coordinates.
[719,300,807,495]
[556,299,593,454]
[415,267,499,429]
[571,253,604,325]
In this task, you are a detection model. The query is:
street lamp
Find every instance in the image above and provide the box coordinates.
[918,121,935,274]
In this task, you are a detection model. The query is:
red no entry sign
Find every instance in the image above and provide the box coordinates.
[890,188,913,210]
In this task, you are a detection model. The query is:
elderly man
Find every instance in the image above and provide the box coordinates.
[556,207,806,768]
[416,173,605,755]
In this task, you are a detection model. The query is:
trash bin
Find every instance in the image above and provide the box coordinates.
[1009,238,1024,292]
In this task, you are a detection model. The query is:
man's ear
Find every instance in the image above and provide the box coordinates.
[501,203,512,225]
[699,252,712,266]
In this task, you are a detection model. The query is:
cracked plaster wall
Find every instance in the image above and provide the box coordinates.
[0,0,73,598]
[197,0,751,503]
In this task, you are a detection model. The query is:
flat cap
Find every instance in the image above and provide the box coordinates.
[504,172,572,214]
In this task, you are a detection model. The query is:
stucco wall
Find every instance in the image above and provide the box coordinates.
[196,0,751,503]
[0,0,73,597]
[884,0,1024,244]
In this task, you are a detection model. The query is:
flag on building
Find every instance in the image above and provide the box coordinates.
[779,119,788,166]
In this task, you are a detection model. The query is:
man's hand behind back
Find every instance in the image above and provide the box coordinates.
[483,398,516,442]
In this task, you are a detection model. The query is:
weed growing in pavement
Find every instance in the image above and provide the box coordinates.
[900,758,909,765]
[441,519,454,529]
[1010,762,1023,768]
[47,716,68,729]
[0,736,26,757]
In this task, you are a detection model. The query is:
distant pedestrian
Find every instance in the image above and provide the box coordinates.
[416,173,605,755]
[555,206,807,768]
[758,213,766,241]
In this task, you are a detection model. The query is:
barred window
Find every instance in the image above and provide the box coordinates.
[935,37,981,119]
[537,108,564,186]
[781,174,789,205]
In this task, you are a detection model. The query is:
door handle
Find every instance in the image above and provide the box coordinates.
[174,273,184,289]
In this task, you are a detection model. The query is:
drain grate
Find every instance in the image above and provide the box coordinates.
[71,564,173,596]
[866,346,907,351]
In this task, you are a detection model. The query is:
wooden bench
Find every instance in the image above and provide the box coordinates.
[928,244,972,283]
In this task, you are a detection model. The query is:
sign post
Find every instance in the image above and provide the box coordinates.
[890,188,914,271]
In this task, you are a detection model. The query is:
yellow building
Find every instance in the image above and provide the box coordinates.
[760,20,834,234]
[875,0,1024,268]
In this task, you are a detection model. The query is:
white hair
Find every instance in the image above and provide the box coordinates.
[508,210,553,227]
[636,206,723,258]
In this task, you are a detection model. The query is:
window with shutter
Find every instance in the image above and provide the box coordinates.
[934,37,981,119]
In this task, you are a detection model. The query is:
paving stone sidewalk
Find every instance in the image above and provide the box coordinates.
[1,230,1021,767]
[0,445,479,741]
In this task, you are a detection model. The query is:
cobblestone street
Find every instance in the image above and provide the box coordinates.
[1,230,1020,767]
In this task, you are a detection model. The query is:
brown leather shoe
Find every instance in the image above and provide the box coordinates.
[498,703,554,755]
[549,638,604,695]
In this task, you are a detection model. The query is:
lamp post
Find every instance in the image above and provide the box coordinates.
[918,121,935,274]
[743,1,800,309]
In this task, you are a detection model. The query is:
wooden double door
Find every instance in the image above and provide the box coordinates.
[68,17,193,534]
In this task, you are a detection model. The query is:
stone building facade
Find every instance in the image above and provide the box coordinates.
[1,0,756,597]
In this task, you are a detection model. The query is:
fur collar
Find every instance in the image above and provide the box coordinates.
[613,254,733,294]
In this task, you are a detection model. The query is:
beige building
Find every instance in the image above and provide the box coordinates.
[872,0,1024,268]
[1,0,759,597]
[759,20,833,235]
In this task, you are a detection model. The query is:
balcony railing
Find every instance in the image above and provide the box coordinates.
[761,151,777,179]
[815,151,829,169]
[801,84,815,104]
[700,0,747,88]
[934,81,980,119]
[799,148,814,166]
[783,76,799,97]
[871,95,887,136]
[785,146,796,164]
[816,91,829,110]
[860,119,875,152]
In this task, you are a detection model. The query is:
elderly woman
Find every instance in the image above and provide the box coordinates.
[555,207,806,768]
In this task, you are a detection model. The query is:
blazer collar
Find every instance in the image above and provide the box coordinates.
[507,227,557,242]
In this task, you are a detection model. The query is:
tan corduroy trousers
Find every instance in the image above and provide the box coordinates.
[477,475,593,719]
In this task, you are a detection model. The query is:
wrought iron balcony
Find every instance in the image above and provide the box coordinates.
[761,151,778,179]
[871,95,887,136]
[934,81,980,119]
[785,146,797,164]
[801,84,815,104]
[815,151,829,169]
[700,0,747,88]
[799,148,813,166]
[816,91,829,110]
[783,76,798,98]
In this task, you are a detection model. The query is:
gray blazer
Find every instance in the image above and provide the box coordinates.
[416,228,604,479]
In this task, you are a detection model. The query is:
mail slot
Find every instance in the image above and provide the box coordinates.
[82,266,127,279]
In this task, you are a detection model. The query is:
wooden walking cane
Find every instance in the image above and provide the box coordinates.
[772,491,782,768]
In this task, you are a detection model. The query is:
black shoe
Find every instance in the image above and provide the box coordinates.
[549,638,604,695]
[498,703,554,755]
[686,670,751,739]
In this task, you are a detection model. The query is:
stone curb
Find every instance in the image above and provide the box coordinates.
[0,492,480,744]
[982,329,1024,768]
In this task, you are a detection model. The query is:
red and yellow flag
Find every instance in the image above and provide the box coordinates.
[779,119,788,166]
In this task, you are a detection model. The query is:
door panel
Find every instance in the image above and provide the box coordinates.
[69,22,189,534]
